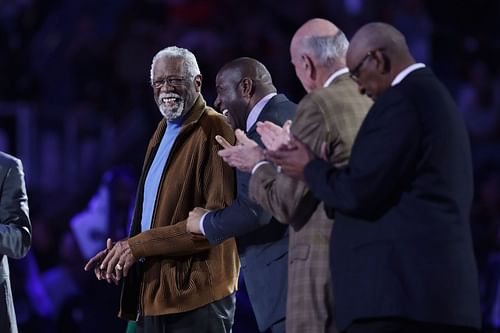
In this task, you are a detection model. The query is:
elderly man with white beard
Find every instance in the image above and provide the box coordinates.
[84,46,239,333]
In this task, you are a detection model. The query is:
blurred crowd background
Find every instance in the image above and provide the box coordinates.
[0,0,498,332]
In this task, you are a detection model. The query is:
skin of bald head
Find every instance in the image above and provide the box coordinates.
[346,22,415,99]
[214,57,277,130]
[290,18,349,93]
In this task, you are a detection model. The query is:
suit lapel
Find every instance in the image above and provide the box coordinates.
[247,94,286,138]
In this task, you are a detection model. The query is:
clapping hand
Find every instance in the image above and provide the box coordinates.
[256,120,293,151]
[217,129,265,173]
[266,135,317,180]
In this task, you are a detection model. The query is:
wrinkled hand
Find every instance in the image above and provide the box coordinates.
[217,129,265,173]
[187,207,208,235]
[266,135,316,180]
[98,238,137,284]
[84,238,115,281]
[256,120,292,151]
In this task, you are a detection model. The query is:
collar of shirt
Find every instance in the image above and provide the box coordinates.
[323,67,349,87]
[246,93,277,132]
[391,63,426,86]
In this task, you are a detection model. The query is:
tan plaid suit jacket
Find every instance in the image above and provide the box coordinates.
[249,73,372,333]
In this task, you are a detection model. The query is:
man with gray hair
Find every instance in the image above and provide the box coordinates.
[217,18,372,332]
[85,46,239,333]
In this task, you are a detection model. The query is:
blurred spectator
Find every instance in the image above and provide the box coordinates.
[458,61,500,144]
[472,169,500,331]
[391,0,433,64]
[71,166,136,261]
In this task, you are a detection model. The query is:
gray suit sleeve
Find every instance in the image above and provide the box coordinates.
[0,157,32,259]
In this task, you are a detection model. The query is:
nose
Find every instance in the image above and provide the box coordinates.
[157,80,175,93]
[162,84,174,93]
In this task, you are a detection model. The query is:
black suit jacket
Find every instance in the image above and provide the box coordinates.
[0,152,32,333]
[203,94,296,331]
[304,68,481,331]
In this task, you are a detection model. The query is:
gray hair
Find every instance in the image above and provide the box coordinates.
[150,46,201,83]
[301,30,349,67]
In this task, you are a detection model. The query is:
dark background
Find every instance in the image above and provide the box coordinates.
[0,0,499,332]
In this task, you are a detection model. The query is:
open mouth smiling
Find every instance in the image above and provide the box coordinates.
[160,93,182,106]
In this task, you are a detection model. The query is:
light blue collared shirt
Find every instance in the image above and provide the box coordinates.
[141,119,183,232]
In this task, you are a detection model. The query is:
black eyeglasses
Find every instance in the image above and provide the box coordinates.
[349,51,375,82]
[151,76,186,89]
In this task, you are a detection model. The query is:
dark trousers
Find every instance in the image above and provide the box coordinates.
[136,293,236,333]
[343,318,479,333]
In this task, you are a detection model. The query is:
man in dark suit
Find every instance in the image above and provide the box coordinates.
[267,22,482,333]
[0,152,32,333]
[216,19,371,333]
[186,57,296,333]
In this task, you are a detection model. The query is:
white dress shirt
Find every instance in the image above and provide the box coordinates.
[391,63,426,86]
[323,67,349,88]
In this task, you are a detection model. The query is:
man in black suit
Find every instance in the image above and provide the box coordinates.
[267,22,481,333]
[0,152,32,333]
[186,57,296,333]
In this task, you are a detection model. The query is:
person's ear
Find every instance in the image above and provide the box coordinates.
[194,74,202,92]
[239,77,254,97]
[302,54,316,81]
[373,50,391,74]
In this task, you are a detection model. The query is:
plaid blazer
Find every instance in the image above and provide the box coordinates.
[250,73,372,333]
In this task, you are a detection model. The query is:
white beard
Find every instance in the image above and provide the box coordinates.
[158,93,185,121]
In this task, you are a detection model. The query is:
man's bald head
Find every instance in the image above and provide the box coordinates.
[347,22,413,73]
[292,18,340,45]
[214,57,276,130]
[219,57,274,88]
[290,18,349,92]
[346,22,415,100]
[291,18,348,68]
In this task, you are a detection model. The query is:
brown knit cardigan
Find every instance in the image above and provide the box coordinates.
[119,95,239,319]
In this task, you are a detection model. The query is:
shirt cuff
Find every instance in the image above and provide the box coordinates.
[199,212,210,235]
[251,160,271,174]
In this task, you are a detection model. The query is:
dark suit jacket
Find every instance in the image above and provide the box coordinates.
[203,94,296,331]
[304,68,481,331]
[0,152,32,333]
